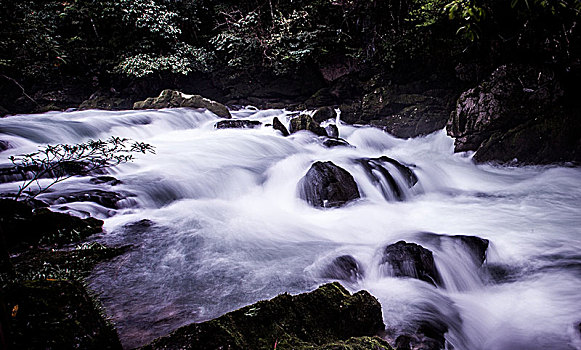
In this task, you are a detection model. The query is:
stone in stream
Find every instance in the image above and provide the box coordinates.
[0,140,11,152]
[321,255,365,283]
[133,89,231,119]
[356,156,418,201]
[272,116,290,136]
[214,119,261,129]
[380,241,441,286]
[47,189,131,209]
[297,161,360,208]
[322,137,351,148]
[418,232,489,266]
[312,106,337,123]
[140,282,389,350]
[289,114,328,137]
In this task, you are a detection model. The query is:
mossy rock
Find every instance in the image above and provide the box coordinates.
[1,279,122,349]
[141,282,386,350]
[289,114,328,137]
[134,89,231,118]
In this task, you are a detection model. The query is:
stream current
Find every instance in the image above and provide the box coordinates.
[1,107,580,349]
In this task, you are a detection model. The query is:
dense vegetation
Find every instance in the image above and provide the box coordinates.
[0,0,579,114]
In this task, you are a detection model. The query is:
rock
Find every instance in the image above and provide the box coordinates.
[380,241,440,286]
[0,199,103,249]
[297,161,360,208]
[79,90,132,110]
[356,157,418,201]
[420,233,489,266]
[447,64,579,164]
[289,114,328,137]
[325,124,339,138]
[46,189,129,209]
[134,89,231,118]
[321,255,365,283]
[273,116,290,136]
[313,106,337,123]
[1,280,122,349]
[140,282,386,350]
[0,140,11,152]
[322,138,351,148]
[89,176,121,185]
[214,120,261,129]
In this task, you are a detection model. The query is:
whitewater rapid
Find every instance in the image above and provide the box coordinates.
[1,108,580,349]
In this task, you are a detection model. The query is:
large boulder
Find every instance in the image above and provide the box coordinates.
[289,114,328,137]
[1,280,122,349]
[297,161,360,208]
[134,89,231,118]
[447,64,580,164]
[380,241,440,286]
[356,156,418,201]
[140,282,388,350]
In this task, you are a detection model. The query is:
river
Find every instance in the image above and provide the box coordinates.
[1,107,580,349]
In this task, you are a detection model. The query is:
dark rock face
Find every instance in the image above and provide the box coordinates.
[89,176,121,186]
[141,282,387,350]
[289,114,328,137]
[0,140,11,152]
[380,241,440,285]
[356,156,418,201]
[134,89,231,118]
[1,280,122,349]
[340,76,460,138]
[0,199,103,250]
[297,161,360,208]
[214,119,261,129]
[313,106,337,123]
[273,116,290,136]
[79,90,133,110]
[321,255,365,283]
[447,64,580,164]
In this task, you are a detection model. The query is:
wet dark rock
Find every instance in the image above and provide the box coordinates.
[322,137,351,148]
[289,114,328,137]
[394,335,412,350]
[273,116,290,136]
[0,140,11,152]
[325,124,339,138]
[0,199,103,250]
[321,255,364,283]
[447,64,580,164]
[89,176,121,186]
[313,106,337,123]
[134,89,231,118]
[47,189,129,209]
[356,156,418,201]
[419,232,489,265]
[1,280,122,349]
[297,161,360,208]
[140,282,386,350]
[0,160,104,184]
[214,119,261,129]
[79,90,132,110]
[380,241,441,286]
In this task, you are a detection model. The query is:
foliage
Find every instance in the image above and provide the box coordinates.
[444,0,486,41]
[8,137,154,201]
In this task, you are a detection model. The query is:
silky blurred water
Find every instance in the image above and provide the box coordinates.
[1,108,580,349]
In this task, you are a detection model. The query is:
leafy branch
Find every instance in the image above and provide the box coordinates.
[8,137,155,202]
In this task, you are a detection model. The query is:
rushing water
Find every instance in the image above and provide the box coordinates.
[1,108,580,349]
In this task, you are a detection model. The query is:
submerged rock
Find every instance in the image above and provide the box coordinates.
[380,241,440,286]
[325,124,339,138]
[322,137,351,148]
[134,89,231,118]
[356,156,418,201]
[289,114,328,137]
[0,140,11,152]
[140,282,387,350]
[214,119,261,129]
[321,255,365,283]
[45,189,129,209]
[273,116,290,136]
[297,161,360,208]
[418,232,489,265]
